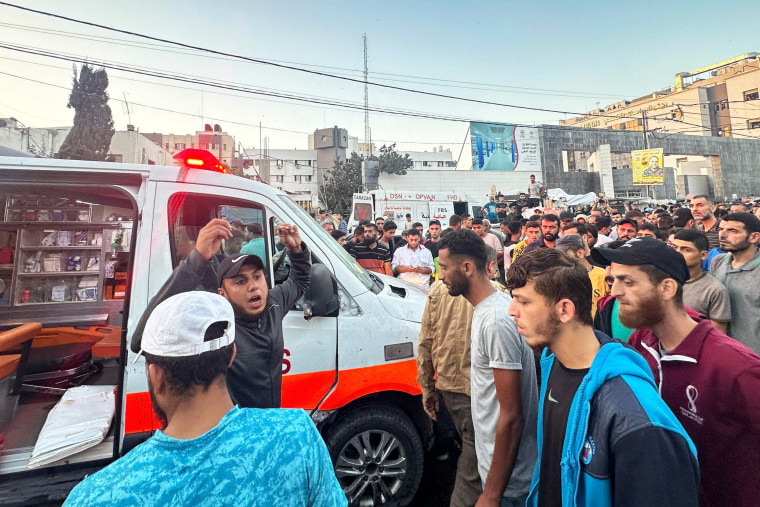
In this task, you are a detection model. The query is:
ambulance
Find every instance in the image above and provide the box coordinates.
[0,149,430,506]
[348,190,472,230]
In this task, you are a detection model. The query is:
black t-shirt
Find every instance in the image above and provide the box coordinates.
[423,239,439,258]
[538,359,589,507]
[495,202,508,219]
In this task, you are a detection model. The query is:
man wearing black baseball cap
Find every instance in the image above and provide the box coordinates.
[132,219,310,409]
[593,237,760,507]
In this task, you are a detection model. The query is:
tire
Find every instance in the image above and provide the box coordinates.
[323,405,425,507]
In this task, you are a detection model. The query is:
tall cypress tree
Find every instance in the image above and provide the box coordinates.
[56,64,115,161]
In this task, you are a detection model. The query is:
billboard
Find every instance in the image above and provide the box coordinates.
[470,122,541,172]
[632,148,664,186]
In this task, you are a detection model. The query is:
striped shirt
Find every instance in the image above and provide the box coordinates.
[348,241,391,274]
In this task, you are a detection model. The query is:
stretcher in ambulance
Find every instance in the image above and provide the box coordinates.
[0,149,430,506]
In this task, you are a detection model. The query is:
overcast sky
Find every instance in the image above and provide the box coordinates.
[0,0,757,164]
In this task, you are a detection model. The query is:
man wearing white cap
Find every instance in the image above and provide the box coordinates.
[64,292,345,506]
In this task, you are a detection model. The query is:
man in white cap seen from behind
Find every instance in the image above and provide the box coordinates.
[64,292,346,507]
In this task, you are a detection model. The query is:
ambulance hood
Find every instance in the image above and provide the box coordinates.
[374,273,426,323]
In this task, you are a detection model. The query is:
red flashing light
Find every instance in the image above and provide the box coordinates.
[173,149,228,174]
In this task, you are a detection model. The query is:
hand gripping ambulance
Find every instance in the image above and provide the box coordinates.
[0,149,429,506]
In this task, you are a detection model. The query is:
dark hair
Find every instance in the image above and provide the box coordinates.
[406,227,421,237]
[714,208,728,220]
[586,223,598,239]
[638,264,684,307]
[144,342,235,398]
[507,248,593,326]
[507,221,522,235]
[438,229,487,274]
[429,219,441,227]
[541,214,560,227]
[529,214,542,222]
[383,221,397,232]
[461,213,472,220]
[562,221,587,235]
[354,225,365,235]
[673,229,708,251]
[331,230,346,240]
[364,223,377,232]
[406,213,411,218]
[625,209,644,219]
[721,212,760,234]
[595,216,612,229]
[412,222,423,229]
[638,222,658,233]
[358,219,371,227]
[449,214,462,226]
[472,218,484,226]
[375,217,385,222]
[672,208,694,227]
[525,220,540,230]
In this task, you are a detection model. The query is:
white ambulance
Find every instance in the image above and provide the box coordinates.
[349,190,472,230]
[0,150,430,506]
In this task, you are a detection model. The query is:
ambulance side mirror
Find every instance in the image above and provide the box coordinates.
[303,263,339,320]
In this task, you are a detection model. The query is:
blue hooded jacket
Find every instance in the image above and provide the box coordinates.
[526,332,699,507]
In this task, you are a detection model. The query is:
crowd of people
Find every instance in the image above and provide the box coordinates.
[62,191,759,506]
[416,194,760,506]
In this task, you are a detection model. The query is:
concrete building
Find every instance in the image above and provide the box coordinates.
[243,127,456,209]
[144,125,235,166]
[561,53,760,140]
[0,117,169,165]
[0,118,70,157]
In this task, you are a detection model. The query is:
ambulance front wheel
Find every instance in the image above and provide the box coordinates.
[324,405,424,506]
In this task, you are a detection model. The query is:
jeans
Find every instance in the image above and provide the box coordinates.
[500,493,528,507]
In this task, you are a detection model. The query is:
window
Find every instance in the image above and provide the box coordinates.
[273,175,284,182]
[744,89,759,101]
[223,144,227,150]
[294,175,302,183]
[174,143,185,150]
[748,118,760,129]
[305,175,312,182]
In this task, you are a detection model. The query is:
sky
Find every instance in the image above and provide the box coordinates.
[0,0,757,167]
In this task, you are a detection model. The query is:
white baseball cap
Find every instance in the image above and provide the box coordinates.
[134,291,235,363]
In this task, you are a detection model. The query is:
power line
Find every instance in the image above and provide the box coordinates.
[0,20,635,100]
[0,2,645,120]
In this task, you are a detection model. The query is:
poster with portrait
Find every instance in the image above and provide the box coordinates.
[632,148,664,186]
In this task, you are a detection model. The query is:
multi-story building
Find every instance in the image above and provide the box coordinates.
[244,128,456,209]
[561,53,760,139]
[144,125,235,166]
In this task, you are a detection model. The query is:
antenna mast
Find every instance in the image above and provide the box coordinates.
[363,34,371,156]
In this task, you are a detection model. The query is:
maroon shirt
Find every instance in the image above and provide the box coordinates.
[629,320,760,507]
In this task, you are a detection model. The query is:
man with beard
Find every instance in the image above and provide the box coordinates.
[507,248,699,507]
[131,219,310,410]
[524,214,560,254]
[417,247,507,507]
[594,238,760,507]
[438,229,538,507]
[348,223,393,276]
[343,224,364,253]
[393,228,435,292]
[690,195,720,249]
[613,218,637,242]
[66,292,345,506]
[710,212,760,352]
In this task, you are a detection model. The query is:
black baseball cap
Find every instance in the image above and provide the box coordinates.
[218,254,265,287]
[617,218,637,229]
[591,238,689,285]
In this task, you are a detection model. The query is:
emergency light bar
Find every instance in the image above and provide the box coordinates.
[173,149,228,174]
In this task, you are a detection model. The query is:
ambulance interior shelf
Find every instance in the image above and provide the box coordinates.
[0,188,133,474]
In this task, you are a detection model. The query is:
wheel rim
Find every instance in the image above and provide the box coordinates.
[334,429,408,506]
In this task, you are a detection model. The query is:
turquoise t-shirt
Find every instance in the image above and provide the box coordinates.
[240,237,267,265]
[64,407,346,507]
[611,299,634,342]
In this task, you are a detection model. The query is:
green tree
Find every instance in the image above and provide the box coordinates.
[374,143,413,175]
[318,152,364,215]
[56,64,115,161]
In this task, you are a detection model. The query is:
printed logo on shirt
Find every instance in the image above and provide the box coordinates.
[678,384,704,425]
[547,389,559,404]
[581,437,595,465]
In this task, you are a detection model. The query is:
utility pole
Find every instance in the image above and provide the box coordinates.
[363,34,371,157]
[642,109,652,200]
